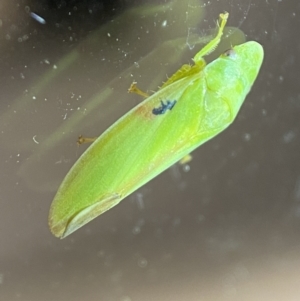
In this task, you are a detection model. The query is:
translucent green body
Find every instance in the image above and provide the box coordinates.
[49,13,264,238]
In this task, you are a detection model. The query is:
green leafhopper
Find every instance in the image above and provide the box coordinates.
[49,12,264,238]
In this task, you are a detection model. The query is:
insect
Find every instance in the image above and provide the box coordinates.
[49,12,264,238]
[152,100,177,115]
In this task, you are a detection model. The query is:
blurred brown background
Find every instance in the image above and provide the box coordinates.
[1,0,300,300]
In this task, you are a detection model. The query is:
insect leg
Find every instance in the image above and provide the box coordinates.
[128,82,150,98]
[193,12,229,64]
[179,154,193,165]
[77,135,98,145]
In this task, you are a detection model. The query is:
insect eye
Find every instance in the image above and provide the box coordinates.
[223,48,237,59]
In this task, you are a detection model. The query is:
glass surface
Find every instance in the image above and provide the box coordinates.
[0,0,299,300]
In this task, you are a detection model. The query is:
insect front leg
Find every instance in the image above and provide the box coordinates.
[193,12,229,65]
